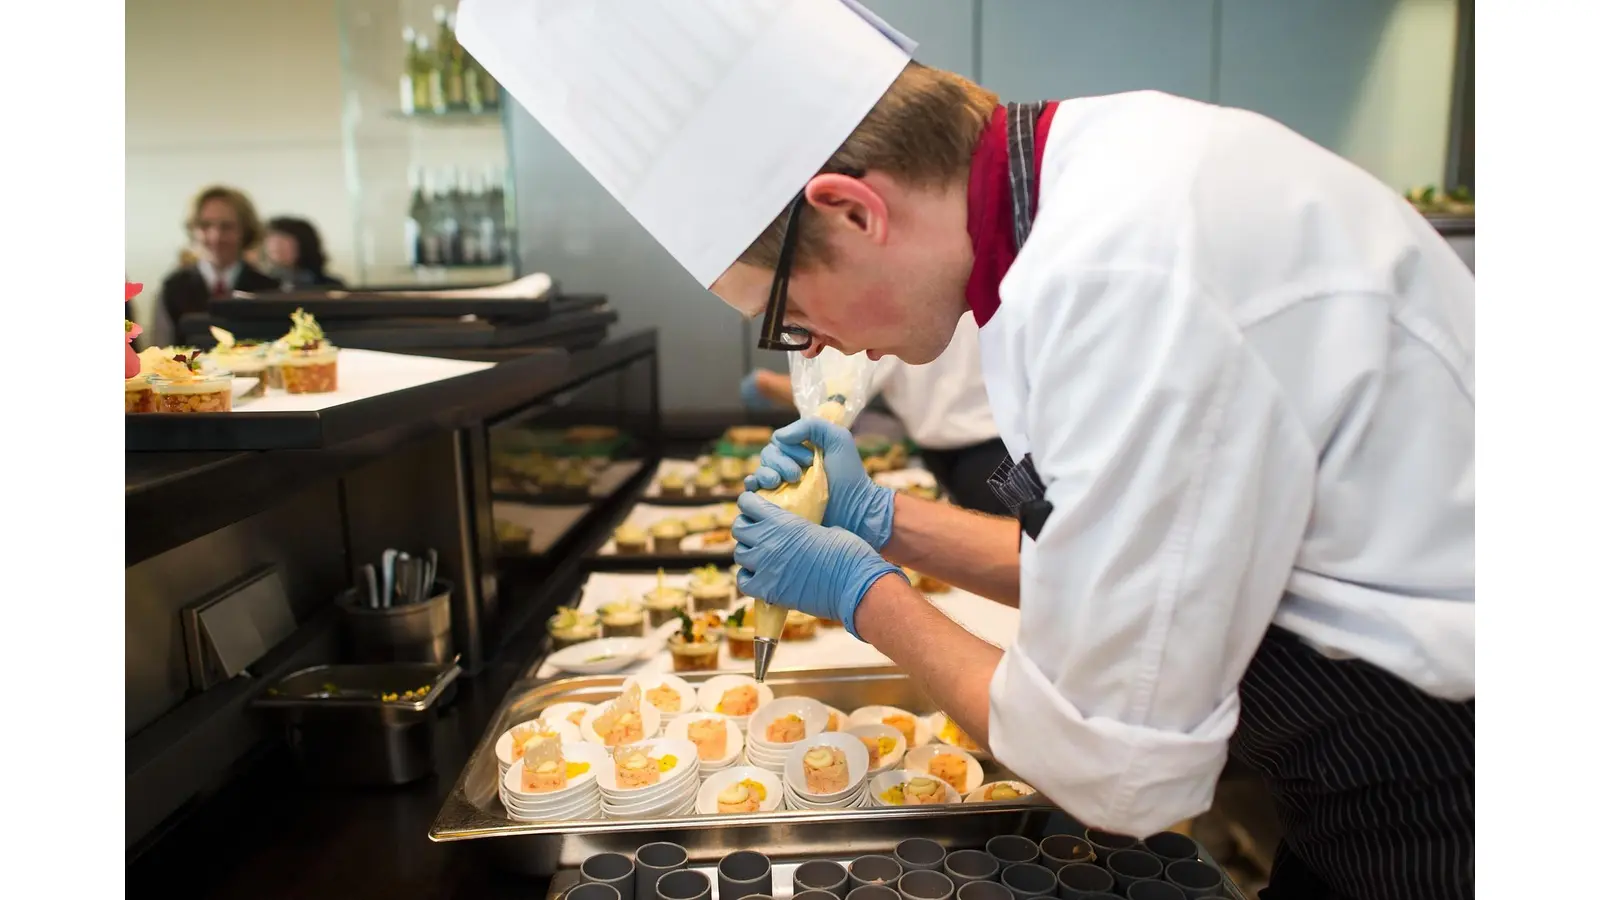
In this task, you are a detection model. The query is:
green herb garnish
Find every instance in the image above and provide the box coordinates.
[726,605,748,628]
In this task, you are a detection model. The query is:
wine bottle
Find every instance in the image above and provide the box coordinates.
[416,35,446,115]
[400,28,425,116]
[405,166,428,267]
[436,6,466,111]
[438,167,464,266]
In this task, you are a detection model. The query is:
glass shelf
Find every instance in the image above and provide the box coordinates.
[335,0,519,288]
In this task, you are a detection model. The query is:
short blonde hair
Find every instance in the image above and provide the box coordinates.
[738,62,998,270]
[185,185,264,249]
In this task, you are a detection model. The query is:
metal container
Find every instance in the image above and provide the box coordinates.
[254,659,462,786]
[337,579,455,665]
[429,666,1055,875]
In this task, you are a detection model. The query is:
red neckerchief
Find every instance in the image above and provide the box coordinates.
[964,102,1058,327]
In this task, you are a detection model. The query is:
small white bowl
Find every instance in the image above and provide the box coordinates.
[926,711,991,760]
[746,696,831,750]
[741,742,789,773]
[495,719,583,769]
[964,781,1039,803]
[867,770,962,808]
[904,745,985,796]
[783,733,871,802]
[580,696,664,747]
[502,784,601,819]
[622,672,698,718]
[500,741,610,803]
[695,766,786,815]
[537,701,595,731]
[602,778,699,818]
[782,779,868,810]
[546,637,647,674]
[843,723,908,774]
[664,712,745,768]
[696,675,774,722]
[847,705,931,747]
[596,737,700,797]
[821,705,849,733]
[506,796,602,823]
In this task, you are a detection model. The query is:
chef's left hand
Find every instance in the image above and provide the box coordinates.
[732,493,905,638]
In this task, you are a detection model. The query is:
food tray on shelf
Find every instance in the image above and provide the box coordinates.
[432,666,1055,875]
[587,503,737,569]
[641,459,751,505]
[493,459,646,507]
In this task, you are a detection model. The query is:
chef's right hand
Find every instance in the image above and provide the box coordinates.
[743,417,896,550]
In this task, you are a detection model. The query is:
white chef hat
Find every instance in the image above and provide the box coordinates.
[456,0,916,288]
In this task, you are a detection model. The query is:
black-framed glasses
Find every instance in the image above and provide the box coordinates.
[755,168,862,353]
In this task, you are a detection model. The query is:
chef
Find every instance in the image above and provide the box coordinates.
[457,3,1475,898]
[739,311,1010,515]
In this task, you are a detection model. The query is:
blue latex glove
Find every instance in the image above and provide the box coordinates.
[732,493,905,638]
[739,370,776,411]
[742,417,896,550]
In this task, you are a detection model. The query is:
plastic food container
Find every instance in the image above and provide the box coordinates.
[279,345,340,394]
[668,632,722,673]
[124,377,155,413]
[209,346,270,398]
[148,372,234,413]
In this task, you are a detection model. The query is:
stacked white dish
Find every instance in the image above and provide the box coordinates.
[495,719,583,779]
[597,737,700,819]
[580,694,664,747]
[848,705,931,748]
[696,675,774,729]
[538,701,595,731]
[865,770,963,808]
[904,745,985,796]
[622,673,697,722]
[925,711,990,760]
[782,733,872,810]
[499,741,611,822]
[964,780,1039,803]
[695,765,786,815]
[844,723,907,778]
[744,697,831,773]
[820,704,849,733]
[666,712,745,777]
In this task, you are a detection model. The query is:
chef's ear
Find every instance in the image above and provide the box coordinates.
[804,173,890,247]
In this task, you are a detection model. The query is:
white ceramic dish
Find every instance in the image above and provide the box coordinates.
[695,766,786,815]
[847,705,931,747]
[843,723,908,775]
[904,745,985,796]
[502,786,601,820]
[964,781,1039,803]
[596,738,700,797]
[601,778,699,818]
[821,705,849,733]
[866,770,962,808]
[622,672,698,718]
[782,779,869,810]
[506,797,601,823]
[494,719,583,769]
[783,732,871,803]
[580,696,664,748]
[664,712,745,768]
[547,637,648,675]
[925,711,991,760]
[536,701,596,731]
[696,675,774,722]
[499,741,610,803]
[746,696,832,751]
[741,741,788,773]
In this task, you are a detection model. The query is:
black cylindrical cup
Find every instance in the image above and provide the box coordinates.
[1105,850,1163,892]
[1142,832,1199,866]
[899,869,956,900]
[568,885,622,900]
[1163,859,1225,898]
[1082,830,1140,864]
[998,862,1055,900]
[944,849,1000,887]
[717,850,773,900]
[955,880,1011,900]
[984,835,1040,870]
[581,853,636,900]
[1053,862,1114,900]
[895,838,948,873]
[1037,835,1094,872]
[794,860,851,898]
[796,891,844,900]
[635,842,689,900]
[849,855,905,892]
[1127,880,1185,900]
[847,885,901,900]
[655,871,711,900]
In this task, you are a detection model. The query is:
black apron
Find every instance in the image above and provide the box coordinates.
[986,103,1475,900]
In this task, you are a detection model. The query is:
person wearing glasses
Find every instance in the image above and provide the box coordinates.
[738,311,1009,516]
[459,3,1475,898]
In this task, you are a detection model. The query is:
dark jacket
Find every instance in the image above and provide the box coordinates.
[159,263,281,326]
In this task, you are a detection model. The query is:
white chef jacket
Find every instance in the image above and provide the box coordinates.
[980,91,1475,837]
[868,312,999,450]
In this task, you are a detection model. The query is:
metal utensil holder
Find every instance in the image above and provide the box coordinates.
[337,578,455,665]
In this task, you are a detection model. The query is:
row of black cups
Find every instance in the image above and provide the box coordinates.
[562,831,1229,900]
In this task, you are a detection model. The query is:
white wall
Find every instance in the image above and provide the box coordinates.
[125,0,349,336]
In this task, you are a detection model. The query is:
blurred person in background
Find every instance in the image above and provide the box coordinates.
[740,312,1007,515]
[158,185,279,329]
[264,216,346,290]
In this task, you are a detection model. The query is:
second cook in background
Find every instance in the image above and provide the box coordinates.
[740,312,1007,516]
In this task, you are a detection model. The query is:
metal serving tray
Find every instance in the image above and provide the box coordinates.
[430,666,1056,876]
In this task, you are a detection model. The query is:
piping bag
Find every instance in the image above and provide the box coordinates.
[748,346,880,682]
